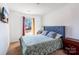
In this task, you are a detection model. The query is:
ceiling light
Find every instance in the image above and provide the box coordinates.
[36,3,40,5]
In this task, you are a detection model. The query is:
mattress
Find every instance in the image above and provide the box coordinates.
[21,34,62,55]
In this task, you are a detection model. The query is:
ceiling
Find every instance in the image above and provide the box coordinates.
[4,3,68,15]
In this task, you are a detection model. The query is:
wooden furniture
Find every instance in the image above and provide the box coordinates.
[63,38,79,55]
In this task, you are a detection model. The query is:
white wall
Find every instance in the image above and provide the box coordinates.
[0,5,9,54]
[9,10,42,42]
[35,16,42,34]
[43,4,79,39]
[9,10,23,42]
[0,22,9,54]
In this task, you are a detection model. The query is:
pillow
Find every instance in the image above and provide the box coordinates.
[55,33,62,39]
[46,31,57,38]
[41,31,48,35]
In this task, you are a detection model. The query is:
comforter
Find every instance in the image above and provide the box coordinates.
[20,35,62,55]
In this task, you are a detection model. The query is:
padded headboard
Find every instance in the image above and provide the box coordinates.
[44,26,65,39]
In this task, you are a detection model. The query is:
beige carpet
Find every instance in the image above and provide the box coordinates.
[7,41,66,55]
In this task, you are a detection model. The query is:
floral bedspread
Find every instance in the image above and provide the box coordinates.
[21,35,62,55]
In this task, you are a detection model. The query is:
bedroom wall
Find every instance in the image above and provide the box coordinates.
[43,4,79,39]
[0,4,9,54]
[9,10,42,42]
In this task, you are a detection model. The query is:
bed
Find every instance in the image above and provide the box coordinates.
[20,26,65,55]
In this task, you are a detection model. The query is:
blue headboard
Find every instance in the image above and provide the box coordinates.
[44,26,65,39]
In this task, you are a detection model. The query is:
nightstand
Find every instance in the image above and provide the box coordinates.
[37,31,42,34]
[63,38,79,55]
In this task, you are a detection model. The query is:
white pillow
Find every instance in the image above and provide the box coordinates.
[46,31,56,38]
[55,33,62,39]
[41,31,48,35]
